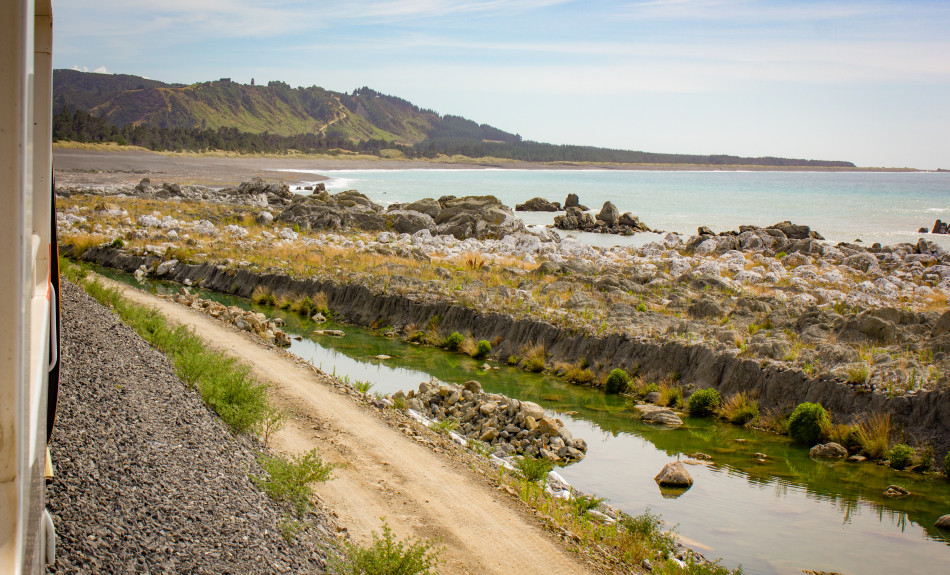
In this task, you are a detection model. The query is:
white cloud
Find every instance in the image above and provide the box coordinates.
[93,66,108,74]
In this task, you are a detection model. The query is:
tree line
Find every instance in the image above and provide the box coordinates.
[52,106,854,167]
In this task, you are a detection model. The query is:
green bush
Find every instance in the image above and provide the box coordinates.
[788,402,830,445]
[252,448,335,516]
[604,368,631,394]
[329,520,442,575]
[474,339,491,359]
[443,331,464,351]
[111,237,125,248]
[515,456,553,483]
[687,389,721,417]
[888,444,915,470]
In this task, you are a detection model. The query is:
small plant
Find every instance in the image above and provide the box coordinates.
[788,402,830,445]
[328,519,442,575]
[620,509,676,558]
[506,354,520,366]
[915,444,934,472]
[657,380,684,408]
[111,237,125,248]
[636,302,647,312]
[888,443,915,470]
[604,368,631,394]
[521,344,546,373]
[718,392,759,426]
[858,412,891,459]
[443,331,465,351]
[251,285,276,306]
[429,418,459,435]
[563,364,595,384]
[824,422,862,453]
[515,455,553,483]
[687,388,721,417]
[354,380,374,395]
[391,395,408,410]
[474,339,491,359]
[254,405,285,446]
[847,363,870,384]
[252,448,335,516]
[569,492,604,517]
[279,515,306,542]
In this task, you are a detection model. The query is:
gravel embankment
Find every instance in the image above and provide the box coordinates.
[48,280,336,573]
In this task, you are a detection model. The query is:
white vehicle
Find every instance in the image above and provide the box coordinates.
[0,0,60,573]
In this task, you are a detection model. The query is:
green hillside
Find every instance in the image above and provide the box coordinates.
[52,70,855,167]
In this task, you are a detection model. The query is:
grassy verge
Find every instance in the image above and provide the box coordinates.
[63,258,272,435]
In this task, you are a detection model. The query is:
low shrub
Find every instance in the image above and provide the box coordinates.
[564,365,595,385]
[443,331,465,351]
[888,444,915,470]
[718,392,759,426]
[110,237,125,248]
[657,381,683,408]
[354,380,374,395]
[515,455,553,483]
[846,363,869,384]
[687,388,721,417]
[825,422,862,453]
[251,286,276,306]
[569,493,604,517]
[252,448,335,516]
[474,339,492,359]
[604,368,631,394]
[788,402,829,445]
[329,520,442,575]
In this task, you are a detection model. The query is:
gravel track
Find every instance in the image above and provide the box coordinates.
[47,280,335,574]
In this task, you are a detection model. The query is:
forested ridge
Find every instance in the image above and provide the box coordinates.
[53,70,855,167]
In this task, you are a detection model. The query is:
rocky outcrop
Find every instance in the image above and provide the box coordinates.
[564,193,588,211]
[402,379,586,462]
[932,220,948,235]
[632,405,683,427]
[277,192,525,240]
[515,197,562,212]
[554,202,651,236]
[221,177,295,207]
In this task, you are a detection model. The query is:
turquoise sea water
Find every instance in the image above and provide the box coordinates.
[291,168,950,248]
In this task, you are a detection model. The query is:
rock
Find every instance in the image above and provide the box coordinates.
[311,312,326,323]
[515,197,562,212]
[697,226,715,236]
[847,454,867,463]
[595,201,620,227]
[464,380,483,393]
[433,195,525,239]
[256,211,275,225]
[654,462,693,487]
[919,227,930,234]
[313,329,345,337]
[883,485,910,497]
[690,452,712,460]
[809,442,849,459]
[401,198,442,219]
[563,193,588,211]
[932,219,948,234]
[643,391,661,404]
[770,221,812,240]
[274,331,291,347]
[936,515,950,529]
[520,401,545,419]
[633,405,683,427]
[154,259,179,277]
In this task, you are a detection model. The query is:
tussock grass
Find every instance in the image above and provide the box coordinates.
[521,343,546,373]
[657,379,684,408]
[858,413,892,459]
[718,392,759,426]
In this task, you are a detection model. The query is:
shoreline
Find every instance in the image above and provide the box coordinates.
[53,147,926,191]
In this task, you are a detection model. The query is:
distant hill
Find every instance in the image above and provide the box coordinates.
[52,70,855,168]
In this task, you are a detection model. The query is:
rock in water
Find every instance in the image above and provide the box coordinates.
[655,462,693,487]
[515,197,561,212]
[936,515,950,529]
[633,405,683,427]
[809,442,849,459]
[883,485,910,497]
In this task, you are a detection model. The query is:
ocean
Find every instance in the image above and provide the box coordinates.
[290,168,950,248]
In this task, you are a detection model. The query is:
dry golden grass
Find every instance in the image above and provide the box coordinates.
[857,413,892,459]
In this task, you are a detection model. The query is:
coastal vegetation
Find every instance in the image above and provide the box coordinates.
[52,70,855,167]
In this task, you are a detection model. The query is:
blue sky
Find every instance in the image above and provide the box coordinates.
[56,1,949,168]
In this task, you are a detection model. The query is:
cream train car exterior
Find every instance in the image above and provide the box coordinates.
[0,0,59,573]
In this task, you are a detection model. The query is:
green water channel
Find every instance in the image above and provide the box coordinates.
[95,267,950,575]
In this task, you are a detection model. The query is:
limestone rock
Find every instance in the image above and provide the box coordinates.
[883,485,910,497]
[633,405,683,427]
[515,197,561,212]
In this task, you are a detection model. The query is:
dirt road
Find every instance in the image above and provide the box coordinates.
[106,278,592,575]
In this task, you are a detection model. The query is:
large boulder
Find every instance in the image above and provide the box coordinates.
[515,197,562,212]
[384,210,436,235]
[634,405,683,427]
[936,515,950,529]
[809,442,849,459]
[595,201,620,227]
[276,189,386,232]
[564,193,588,211]
[654,462,693,487]
[400,198,442,219]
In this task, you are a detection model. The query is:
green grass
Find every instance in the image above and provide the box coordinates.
[252,448,335,516]
[515,455,553,483]
[718,392,759,426]
[329,519,442,575]
[428,418,459,435]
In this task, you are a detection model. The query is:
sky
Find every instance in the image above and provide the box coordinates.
[54,0,950,169]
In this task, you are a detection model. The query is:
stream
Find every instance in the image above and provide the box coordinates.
[96,267,950,575]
